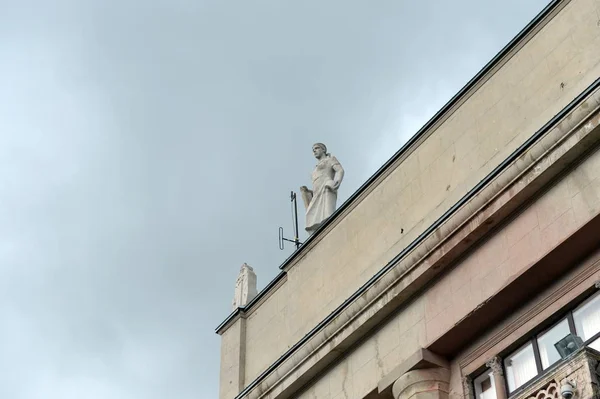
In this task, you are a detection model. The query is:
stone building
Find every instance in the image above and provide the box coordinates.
[216,0,600,398]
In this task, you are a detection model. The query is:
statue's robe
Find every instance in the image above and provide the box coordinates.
[305,156,341,234]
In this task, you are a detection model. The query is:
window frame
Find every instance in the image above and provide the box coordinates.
[500,290,600,395]
[473,368,496,399]
[504,340,538,392]
[535,317,571,370]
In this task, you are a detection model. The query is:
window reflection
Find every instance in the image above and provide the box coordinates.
[505,343,537,392]
[588,337,600,352]
[537,319,570,369]
[573,293,600,342]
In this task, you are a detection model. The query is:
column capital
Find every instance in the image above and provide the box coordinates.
[486,356,504,376]
[486,356,508,399]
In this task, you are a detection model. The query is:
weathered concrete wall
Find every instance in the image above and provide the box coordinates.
[295,297,427,399]
[424,141,600,345]
[294,115,600,399]
[239,0,600,389]
[219,318,245,399]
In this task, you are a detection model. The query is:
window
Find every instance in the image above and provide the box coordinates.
[505,343,537,392]
[537,318,570,369]
[474,369,497,399]
[502,290,600,393]
[573,293,600,350]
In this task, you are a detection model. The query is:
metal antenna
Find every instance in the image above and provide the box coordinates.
[279,191,303,251]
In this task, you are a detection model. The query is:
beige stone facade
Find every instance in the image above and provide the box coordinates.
[216,1,600,398]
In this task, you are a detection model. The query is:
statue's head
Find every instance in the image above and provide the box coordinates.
[312,143,328,159]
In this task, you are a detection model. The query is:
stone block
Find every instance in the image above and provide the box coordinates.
[353,358,379,399]
[507,226,542,277]
[540,208,578,251]
[329,361,352,399]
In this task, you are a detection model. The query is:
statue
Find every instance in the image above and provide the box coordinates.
[300,143,345,235]
[232,263,257,310]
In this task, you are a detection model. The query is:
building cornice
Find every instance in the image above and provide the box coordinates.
[237,80,600,399]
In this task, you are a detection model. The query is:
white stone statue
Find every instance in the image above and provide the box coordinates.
[232,263,257,310]
[300,143,345,235]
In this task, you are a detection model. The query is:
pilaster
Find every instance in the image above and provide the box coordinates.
[485,356,507,399]
[219,316,247,399]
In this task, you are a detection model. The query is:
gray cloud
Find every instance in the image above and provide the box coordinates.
[0,0,550,397]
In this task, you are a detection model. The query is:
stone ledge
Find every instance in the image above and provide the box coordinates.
[378,348,450,396]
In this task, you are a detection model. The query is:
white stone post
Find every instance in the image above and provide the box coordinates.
[232,263,257,310]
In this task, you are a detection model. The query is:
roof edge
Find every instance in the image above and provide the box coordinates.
[236,76,600,399]
[215,0,567,333]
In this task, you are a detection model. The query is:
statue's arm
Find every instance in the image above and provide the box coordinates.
[300,186,313,209]
[300,186,313,195]
[332,162,344,190]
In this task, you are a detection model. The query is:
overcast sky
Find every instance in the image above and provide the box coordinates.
[0,1,551,398]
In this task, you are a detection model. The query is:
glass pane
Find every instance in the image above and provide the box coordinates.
[505,343,538,392]
[574,293,600,342]
[537,318,570,369]
[588,336,600,352]
[474,370,496,399]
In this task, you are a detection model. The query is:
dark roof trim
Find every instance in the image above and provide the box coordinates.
[234,74,600,399]
[216,0,566,334]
